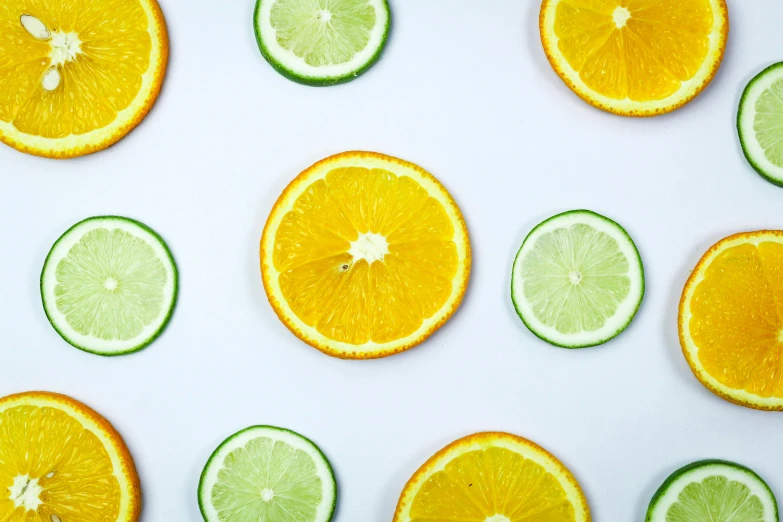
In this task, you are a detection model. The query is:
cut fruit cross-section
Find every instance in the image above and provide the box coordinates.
[646,460,778,522]
[0,391,140,522]
[512,210,644,348]
[393,432,590,522]
[679,230,783,410]
[738,62,783,186]
[0,0,168,158]
[260,151,471,359]
[41,216,178,356]
[540,0,729,116]
[254,0,390,86]
[198,426,337,522]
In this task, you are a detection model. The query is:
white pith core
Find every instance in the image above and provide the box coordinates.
[316,9,332,22]
[349,232,388,264]
[569,271,583,285]
[20,15,81,92]
[486,516,511,522]
[613,7,631,28]
[51,515,62,522]
[103,277,119,291]
[8,475,43,511]
[260,488,275,502]
[50,31,82,66]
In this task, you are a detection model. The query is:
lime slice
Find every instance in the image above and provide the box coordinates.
[738,62,783,186]
[253,0,390,86]
[511,210,644,348]
[198,426,337,522]
[647,460,778,522]
[40,216,178,356]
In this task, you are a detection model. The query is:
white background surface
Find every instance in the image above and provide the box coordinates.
[2,0,783,520]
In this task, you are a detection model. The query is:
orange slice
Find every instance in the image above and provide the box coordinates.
[0,0,168,158]
[0,391,140,522]
[540,0,729,116]
[260,151,471,359]
[393,432,590,522]
[679,231,783,410]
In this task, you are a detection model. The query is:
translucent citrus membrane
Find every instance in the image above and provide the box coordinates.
[554,0,714,101]
[54,228,168,341]
[411,447,575,522]
[754,79,783,167]
[0,406,120,521]
[690,242,783,397]
[521,223,630,334]
[270,0,376,67]
[667,476,764,522]
[0,0,151,138]
[212,437,322,521]
[273,166,458,345]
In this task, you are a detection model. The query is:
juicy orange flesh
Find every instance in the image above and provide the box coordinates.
[411,447,575,521]
[689,242,783,397]
[273,166,458,345]
[0,0,151,138]
[0,405,121,521]
[554,0,714,101]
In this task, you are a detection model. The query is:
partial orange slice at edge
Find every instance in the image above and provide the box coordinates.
[680,231,783,410]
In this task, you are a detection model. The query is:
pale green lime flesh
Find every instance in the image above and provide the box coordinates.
[55,228,167,340]
[511,210,644,348]
[213,438,324,520]
[647,461,777,522]
[666,476,764,521]
[521,223,631,334]
[199,427,336,522]
[271,0,376,67]
[41,216,177,356]
[752,81,783,167]
[738,63,783,186]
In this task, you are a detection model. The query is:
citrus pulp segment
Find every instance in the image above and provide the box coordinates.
[679,231,783,410]
[539,0,729,116]
[393,432,590,522]
[254,0,390,86]
[41,216,178,356]
[0,391,140,522]
[646,460,778,522]
[198,426,337,522]
[511,210,644,348]
[260,151,471,359]
[0,0,168,158]
[738,62,783,186]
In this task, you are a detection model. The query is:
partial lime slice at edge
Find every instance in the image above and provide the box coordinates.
[511,209,644,349]
[738,62,783,187]
[40,216,178,356]
[254,0,391,86]
[198,425,337,522]
[646,460,778,522]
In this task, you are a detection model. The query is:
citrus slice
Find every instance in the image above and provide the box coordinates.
[41,216,178,356]
[539,0,729,116]
[0,391,140,522]
[260,151,471,359]
[198,426,337,522]
[253,0,390,86]
[679,231,783,410]
[511,210,644,348]
[738,62,783,186]
[0,0,168,158]
[646,460,778,522]
[393,432,590,522]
